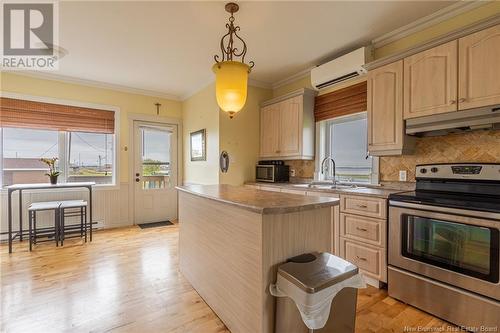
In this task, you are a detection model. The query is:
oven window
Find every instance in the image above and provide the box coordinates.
[402,215,499,283]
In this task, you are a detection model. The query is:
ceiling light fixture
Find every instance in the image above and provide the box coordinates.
[213,2,254,119]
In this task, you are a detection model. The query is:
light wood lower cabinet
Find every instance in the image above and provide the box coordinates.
[339,194,387,286]
[339,237,387,283]
[340,195,387,219]
[340,213,386,248]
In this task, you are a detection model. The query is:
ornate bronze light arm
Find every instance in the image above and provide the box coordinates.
[213,2,255,70]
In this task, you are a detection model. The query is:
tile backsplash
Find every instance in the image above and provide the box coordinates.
[285,160,315,180]
[285,129,500,183]
[380,129,500,182]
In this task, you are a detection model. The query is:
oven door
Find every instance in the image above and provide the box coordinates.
[389,201,500,301]
[256,165,275,182]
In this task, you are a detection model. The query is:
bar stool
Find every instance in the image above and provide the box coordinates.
[28,201,61,251]
[59,200,88,245]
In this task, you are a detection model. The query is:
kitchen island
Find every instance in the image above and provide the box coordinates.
[176,184,339,333]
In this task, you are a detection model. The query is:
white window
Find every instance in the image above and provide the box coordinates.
[68,132,114,184]
[2,128,59,186]
[1,128,116,187]
[322,112,378,184]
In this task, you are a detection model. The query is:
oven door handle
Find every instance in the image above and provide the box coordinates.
[389,200,500,221]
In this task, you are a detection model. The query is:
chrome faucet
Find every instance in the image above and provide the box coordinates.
[320,157,336,182]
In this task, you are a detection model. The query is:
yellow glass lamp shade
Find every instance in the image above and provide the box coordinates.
[212,61,250,118]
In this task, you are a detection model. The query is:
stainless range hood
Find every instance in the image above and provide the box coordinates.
[406,105,500,136]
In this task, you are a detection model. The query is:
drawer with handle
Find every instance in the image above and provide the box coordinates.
[340,195,387,219]
[340,237,387,282]
[340,213,386,247]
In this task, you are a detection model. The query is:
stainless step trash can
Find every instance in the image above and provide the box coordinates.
[270,252,365,333]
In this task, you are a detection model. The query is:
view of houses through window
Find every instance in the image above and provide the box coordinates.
[1,128,115,187]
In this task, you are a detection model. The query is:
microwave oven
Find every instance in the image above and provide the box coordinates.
[256,163,289,182]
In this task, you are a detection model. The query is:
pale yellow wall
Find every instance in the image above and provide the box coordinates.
[272,3,500,97]
[181,83,220,185]
[374,1,500,59]
[1,73,182,183]
[219,86,272,185]
[272,75,313,98]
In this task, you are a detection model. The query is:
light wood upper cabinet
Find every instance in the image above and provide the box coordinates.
[259,89,315,160]
[260,104,280,157]
[279,96,302,157]
[459,24,500,110]
[403,40,458,119]
[368,60,414,155]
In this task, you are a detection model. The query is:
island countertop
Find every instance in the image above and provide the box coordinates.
[176,184,339,214]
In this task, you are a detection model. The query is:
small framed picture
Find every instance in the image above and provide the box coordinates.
[190,129,206,161]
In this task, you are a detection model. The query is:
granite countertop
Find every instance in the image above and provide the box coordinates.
[176,184,339,215]
[245,182,408,199]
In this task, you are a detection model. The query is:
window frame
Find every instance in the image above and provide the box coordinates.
[315,111,379,185]
[0,92,120,190]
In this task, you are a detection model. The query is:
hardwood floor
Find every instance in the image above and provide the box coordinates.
[1,224,450,333]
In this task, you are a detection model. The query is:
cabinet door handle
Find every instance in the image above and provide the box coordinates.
[458,98,466,103]
[356,255,367,261]
[449,100,456,104]
[356,227,368,232]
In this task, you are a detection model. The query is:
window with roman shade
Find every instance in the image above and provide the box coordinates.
[314,81,367,122]
[0,97,115,133]
[0,97,116,187]
[314,81,379,185]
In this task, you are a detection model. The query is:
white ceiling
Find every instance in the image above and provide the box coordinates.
[45,1,457,99]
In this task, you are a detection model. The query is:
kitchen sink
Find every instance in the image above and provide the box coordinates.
[292,183,365,190]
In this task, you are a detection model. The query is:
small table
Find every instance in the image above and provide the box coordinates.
[6,182,95,253]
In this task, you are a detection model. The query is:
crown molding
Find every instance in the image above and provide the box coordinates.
[248,78,272,90]
[271,67,312,90]
[365,14,500,71]
[6,71,182,101]
[372,0,489,48]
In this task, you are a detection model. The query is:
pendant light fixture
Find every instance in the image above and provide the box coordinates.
[213,2,254,119]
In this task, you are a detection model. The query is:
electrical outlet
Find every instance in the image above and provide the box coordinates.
[399,170,407,182]
[290,169,296,177]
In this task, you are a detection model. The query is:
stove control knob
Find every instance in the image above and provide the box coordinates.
[420,168,427,174]
[431,167,439,173]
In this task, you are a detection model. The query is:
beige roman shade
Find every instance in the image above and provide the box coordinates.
[0,97,115,134]
[314,81,367,122]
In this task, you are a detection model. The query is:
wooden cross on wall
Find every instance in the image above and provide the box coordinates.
[154,102,161,115]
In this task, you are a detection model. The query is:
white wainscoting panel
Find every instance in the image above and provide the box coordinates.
[0,183,131,239]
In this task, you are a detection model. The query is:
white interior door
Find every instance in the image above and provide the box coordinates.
[133,121,177,224]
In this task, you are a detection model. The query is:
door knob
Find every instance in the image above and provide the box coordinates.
[135,178,140,182]
[136,173,140,177]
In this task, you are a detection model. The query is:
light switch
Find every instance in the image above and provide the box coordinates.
[290,169,296,177]
[399,170,407,182]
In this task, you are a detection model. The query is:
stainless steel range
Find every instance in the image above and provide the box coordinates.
[388,163,500,329]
